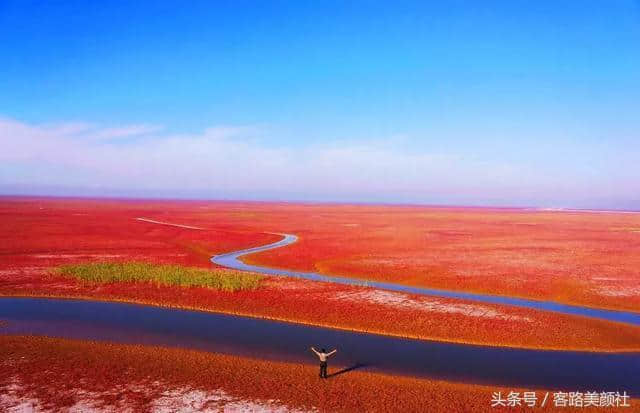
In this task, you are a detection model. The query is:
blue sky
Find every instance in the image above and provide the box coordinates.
[1,1,639,208]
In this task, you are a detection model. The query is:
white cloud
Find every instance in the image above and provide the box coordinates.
[0,115,636,206]
[92,124,164,140]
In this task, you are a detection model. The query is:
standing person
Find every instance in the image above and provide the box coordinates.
[310,346,337,379]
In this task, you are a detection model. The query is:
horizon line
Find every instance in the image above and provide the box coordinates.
[1,192,639,214]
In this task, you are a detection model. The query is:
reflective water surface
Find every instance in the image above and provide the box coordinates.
[1,297,638,394]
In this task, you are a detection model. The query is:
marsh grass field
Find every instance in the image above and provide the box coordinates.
[57,262,263,291]
[2,199,640,411]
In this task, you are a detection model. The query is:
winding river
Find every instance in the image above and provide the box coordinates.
[1,297,638,394]
[212,234,640,326]
[1,232,639,394]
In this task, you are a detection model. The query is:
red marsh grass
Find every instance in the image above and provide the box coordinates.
[3,197,640,352]
[2,335,636,413]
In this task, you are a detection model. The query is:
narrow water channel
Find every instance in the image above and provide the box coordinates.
[212,234,640,326]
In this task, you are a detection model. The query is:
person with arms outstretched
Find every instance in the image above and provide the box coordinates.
[310,346,337,379]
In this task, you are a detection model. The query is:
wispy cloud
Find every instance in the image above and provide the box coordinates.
[0,116,637,207]
[91,124,164,140]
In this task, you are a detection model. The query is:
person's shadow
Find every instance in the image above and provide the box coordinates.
[327,363,368,378]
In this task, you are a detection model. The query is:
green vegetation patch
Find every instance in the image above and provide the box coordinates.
[57,262,262,291]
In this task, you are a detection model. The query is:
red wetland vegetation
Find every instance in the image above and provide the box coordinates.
[2,197,640,412]
[2,335,636,413]
[1,197,640,352]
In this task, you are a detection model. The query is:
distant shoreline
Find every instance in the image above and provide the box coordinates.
[1,193,638,213]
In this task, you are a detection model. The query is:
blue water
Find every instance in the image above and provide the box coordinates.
[1,297,638,393]
[212,234,640,326]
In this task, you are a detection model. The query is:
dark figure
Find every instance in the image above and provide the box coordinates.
[310,346,337,378]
